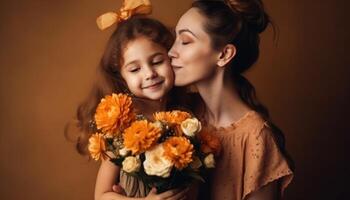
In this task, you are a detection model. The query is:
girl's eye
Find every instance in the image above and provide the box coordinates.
[129,67,140,72]
[152,59,164,65]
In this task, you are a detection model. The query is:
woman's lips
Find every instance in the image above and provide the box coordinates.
[172,64,183,70]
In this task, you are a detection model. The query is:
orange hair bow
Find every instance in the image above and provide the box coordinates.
[96,0,152,30]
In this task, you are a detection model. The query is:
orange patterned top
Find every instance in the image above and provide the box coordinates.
[207,110,293,200]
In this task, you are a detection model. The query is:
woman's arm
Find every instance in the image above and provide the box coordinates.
[245,181,279,200]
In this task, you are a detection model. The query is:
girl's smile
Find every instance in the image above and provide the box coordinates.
[142,79,165,90]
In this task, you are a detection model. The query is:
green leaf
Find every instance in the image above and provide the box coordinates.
[187,172,205,183]
[110,157,124,166]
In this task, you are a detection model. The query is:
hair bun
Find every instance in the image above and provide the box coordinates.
[224,0,270,33]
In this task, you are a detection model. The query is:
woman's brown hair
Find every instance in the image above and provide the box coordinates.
[192,0,294,170]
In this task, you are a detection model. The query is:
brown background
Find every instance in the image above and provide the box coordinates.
[0,0,349,199]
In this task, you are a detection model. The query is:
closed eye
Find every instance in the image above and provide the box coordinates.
[151,54,165,66]
[129,67,140,72]
[152,60,164,65]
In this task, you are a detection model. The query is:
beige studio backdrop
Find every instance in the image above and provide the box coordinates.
[0,0,349,199]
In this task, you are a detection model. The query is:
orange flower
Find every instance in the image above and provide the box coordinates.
[123,120,162,154]
[154,110,191,125]
[88,133,107,161]
[163,136,194,169]
[94,93,135,136]
[197,129,221,156]
[154,111,191,136]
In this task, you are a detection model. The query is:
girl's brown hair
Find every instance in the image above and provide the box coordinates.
[192,0,294,170]
[65,16,184,155]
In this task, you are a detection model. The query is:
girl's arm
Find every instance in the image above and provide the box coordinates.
[95,160,188,200]
[95,160,136,200]
[245,181,279,200]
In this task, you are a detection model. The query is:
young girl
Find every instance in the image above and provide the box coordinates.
[69,4,190,200]
[168,0,294,200]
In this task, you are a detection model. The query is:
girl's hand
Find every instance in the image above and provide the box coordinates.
[144,187,188,200]
[112,184,126,196]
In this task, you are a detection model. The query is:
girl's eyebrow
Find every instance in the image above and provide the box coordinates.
[125,52,164,67]
[124,60,138,68]
[149,52,164,59]
[178,28,198,38]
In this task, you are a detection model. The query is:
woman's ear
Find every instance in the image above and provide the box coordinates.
[217,44,236,67]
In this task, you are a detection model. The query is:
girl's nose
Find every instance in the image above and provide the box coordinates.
[144,66,158,80]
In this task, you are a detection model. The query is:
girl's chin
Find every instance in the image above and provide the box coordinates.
[142,92,167,101]
[138,84,172,100]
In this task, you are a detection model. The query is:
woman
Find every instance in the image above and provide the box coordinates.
[168,0,294,199]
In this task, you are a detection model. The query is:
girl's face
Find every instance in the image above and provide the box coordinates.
[168,8,220,86]
[121,37,174,100]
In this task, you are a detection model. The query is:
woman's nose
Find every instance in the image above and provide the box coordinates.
[168,45,178,59]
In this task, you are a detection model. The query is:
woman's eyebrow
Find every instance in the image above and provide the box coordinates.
[178,28,198,38]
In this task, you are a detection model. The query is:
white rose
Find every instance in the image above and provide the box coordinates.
[190,156,202,169]
[180,118,202,137]
[143,144,173,178]
[119,147,130,157]
[153,121,164,130]
[204,154,215,168]
[122,156,141,173]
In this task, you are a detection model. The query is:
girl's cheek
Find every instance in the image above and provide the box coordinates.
[126,76,139,88]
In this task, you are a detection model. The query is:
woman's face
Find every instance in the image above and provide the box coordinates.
[168,8,220,86]
[120,37,174,100]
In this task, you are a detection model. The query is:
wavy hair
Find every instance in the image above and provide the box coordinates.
[192,0,294,170]
[65,16,188,156]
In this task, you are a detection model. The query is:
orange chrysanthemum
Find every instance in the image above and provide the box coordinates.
[163,136,194,169]
[94,93,135,136]
[88,133,107,161]
[123,120,162,155]
[153,110,191,125]
[197,129,221,156]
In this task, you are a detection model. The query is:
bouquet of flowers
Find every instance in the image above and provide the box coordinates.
[88,93,221,192]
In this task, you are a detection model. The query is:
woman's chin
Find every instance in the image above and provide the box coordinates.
[174,77,194,87]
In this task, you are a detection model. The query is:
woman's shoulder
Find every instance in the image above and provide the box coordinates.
[214,110,267,135]
[234,110,265,127]
[240,110,268,134]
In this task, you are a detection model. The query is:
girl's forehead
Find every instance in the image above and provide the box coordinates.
[125,38,165,54]
[122,38,167,65]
